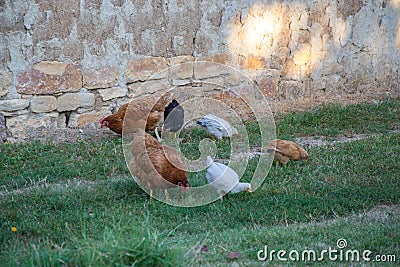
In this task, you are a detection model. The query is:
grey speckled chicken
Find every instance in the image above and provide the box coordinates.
[197,114,238,140]
[206,156,252,201]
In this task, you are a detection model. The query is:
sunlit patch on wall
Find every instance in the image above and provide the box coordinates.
[391,0,400,9]
[227,2,283,61]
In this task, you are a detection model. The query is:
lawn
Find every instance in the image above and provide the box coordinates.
[0,98,399,266]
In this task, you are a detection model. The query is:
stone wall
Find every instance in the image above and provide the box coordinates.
[0,0,399,141]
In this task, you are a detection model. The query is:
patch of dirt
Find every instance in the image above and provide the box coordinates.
[294,130,399,147]
[298,204,400,227]
[295,134,374,147]
[363,204,400,223]
[0,177,129,198]
[226,130,399,161]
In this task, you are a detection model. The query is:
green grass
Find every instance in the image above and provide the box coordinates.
[1,99,399,266]
[275,98,399,139]
[0,139,127,190]
[2,209,182,266]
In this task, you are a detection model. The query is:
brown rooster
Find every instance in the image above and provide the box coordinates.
[265,139,309,167]
[129,132,189,201]
[99,94,169,136]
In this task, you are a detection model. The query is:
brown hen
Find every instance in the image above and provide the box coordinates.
[265,139,309,167]
[100,94,169,135]
[129,132,189,201]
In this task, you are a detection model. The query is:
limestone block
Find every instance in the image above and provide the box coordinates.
[0,99,30,112]
[194,61,231,80]
[242,55,269,70]
[202,77,225,88]
[76,111,111,128]
[16,61,82,95]
[199,53,234,65]
[67,112,79,128]
[223,73,247,87]
[6,113,58,138]
[206,90,253,118]
[126,57,167,83]
[128,79,171,98]
[98,87,128,101]
[257,76,279,98]
[83,67,119,89]
[31,96,57,113]
[57,113,67,128]
[167,56,195,66]
[57,93,95,112]
[0,70,13,97]
[0,110,30,117]
[169,62,194,80]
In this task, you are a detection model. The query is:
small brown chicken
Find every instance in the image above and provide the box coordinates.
[265,139,309,167]
[129,132,189,201]
[100,94,170,135]
[99,103,128,135]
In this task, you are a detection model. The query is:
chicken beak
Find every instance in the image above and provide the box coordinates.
[246,189,253,193]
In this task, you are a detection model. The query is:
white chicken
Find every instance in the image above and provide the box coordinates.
[205,156,252,201]
[197,114,238,140]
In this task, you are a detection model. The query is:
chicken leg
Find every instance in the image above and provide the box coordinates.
[164,189,170,201]
[154,127,162,142]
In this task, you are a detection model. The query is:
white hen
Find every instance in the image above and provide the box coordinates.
[206,156,252,201]
[197,114,238,140]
